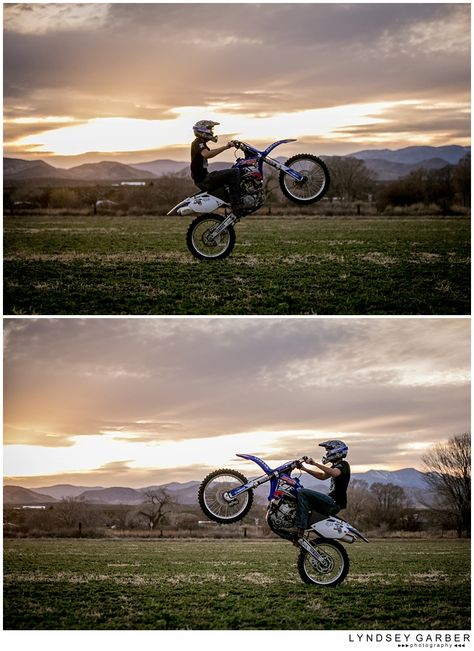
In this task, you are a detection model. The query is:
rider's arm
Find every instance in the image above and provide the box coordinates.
[201,142,234,160]
[303,459,342,480]
[303,465,330,480]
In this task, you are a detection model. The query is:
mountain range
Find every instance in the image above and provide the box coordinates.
[4,145,469,183]
[4,468,430,506]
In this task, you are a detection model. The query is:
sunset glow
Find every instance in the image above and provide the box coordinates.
[4,318,470,488]
[4,3,470,164]
[10,101,403,157]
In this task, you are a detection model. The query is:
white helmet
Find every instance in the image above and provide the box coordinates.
[193,120,219,143]
[319,439,348,464]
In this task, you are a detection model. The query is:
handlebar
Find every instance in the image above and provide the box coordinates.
[291,456,309,470]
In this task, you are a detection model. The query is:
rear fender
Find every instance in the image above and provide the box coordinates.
[168,193,229,216]
[311,516,368,542]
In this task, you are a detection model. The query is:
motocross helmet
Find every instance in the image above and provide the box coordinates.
[193,120,219,143]
[319,440,348,464]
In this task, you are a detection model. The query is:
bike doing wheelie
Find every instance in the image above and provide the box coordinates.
[168,139,330,260]
[198,454,368,587]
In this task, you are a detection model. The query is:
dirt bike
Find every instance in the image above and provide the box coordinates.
[167,139,330,260]
[198,453,368,587]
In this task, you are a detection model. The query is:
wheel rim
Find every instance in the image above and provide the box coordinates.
[284,159,327,201]
[302,542,345,585]
[202,474,250,521]
[191,218,231,258]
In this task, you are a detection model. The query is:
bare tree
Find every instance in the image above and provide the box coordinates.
[137,489,174,531]
[422,433,471,537]
[325,156,375,202]
[369,482,409,529]
[54,497,97,530]
[263,169,280,214]
[452,154,471,207]
[345,479,372,526]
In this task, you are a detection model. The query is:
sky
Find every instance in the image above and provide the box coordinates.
[3,318,470,488]
[3,2,471,166]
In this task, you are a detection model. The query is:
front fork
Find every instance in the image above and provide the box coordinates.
[263,156,305,181]
[298,537,327,563]
[209,211,239,239]
[224,472,273,502]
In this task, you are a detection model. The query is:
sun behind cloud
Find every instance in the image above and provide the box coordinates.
[9,101,399,157]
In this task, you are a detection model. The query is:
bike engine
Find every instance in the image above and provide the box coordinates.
[267,497,297,532]
[240,167,264,212]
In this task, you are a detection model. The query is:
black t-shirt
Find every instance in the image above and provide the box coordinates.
[190,138,209,182]
[328,460,350,509]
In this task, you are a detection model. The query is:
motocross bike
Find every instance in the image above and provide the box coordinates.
[167,139,330,260]
[198,454,368,587]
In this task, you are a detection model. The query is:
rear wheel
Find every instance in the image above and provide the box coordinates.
[198,469,253,524]
[279,154,330,204]
[297,538,349,587]
[186,214,236,260]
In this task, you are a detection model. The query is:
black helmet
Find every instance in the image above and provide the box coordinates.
[319,439,348,463]
[193,120,219,143]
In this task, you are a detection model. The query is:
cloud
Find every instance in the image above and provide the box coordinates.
[3,3,470,159]
[4,3,111,34]
[3,318,470,483]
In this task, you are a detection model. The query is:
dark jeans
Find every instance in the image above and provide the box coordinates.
[198,168,241,205]
[295,488,340,530]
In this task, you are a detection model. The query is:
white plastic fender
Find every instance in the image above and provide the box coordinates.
[167,193,228,216]
[311,516,354,540]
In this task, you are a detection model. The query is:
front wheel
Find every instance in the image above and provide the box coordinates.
[186,214,236,260]
[297,538,349,587]
[279,154,330,205]
[198,469,253,524]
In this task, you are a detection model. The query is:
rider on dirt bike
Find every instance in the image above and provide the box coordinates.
[284,440,350,538]
[190,120,244,216]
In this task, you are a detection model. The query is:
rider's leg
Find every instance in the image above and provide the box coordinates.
[200,169,242,210]
[295,488,338,529]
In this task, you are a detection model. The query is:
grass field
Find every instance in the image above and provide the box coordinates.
[3,214,470,314]
[3,538,470,630]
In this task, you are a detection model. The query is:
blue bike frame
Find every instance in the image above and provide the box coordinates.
[233,139,305,181]
[227,453,302,501]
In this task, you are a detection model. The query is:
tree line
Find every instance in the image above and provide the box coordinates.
[4,155,470,217]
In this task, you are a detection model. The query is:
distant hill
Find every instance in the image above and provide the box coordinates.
[32,484,104,499]
[78,487,145,504]
[349,145,470,165]
[360,157,456,181]
[2,467,433,506]
[4,158,71,180]
[130,159,188,176]
[4,158,155,182]
[140,481,200,505]
[68,161,155,181]
[351,467,429,489]
[4,485,58,505]
[5,145,470,184]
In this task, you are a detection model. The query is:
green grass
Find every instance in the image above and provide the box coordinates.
[3,538,470,630]
[3,214,470,314]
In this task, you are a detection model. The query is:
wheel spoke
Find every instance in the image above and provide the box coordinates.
[190,218,231,258]
[282,156,329,203]
[202,474,249,521]
[302,542,346,585]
